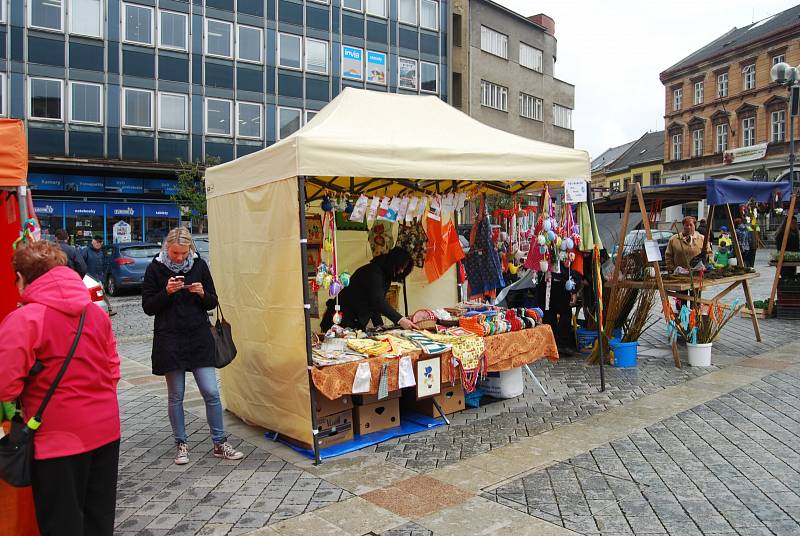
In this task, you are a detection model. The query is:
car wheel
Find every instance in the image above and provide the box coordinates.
[106,276,118,297]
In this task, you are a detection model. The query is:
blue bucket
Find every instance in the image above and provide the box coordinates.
[576,327,599,354]
[610,340,638,368]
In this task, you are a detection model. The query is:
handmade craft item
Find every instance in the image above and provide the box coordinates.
[463,195,505,294]
[352,362,372,393]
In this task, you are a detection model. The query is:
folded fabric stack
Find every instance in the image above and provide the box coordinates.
[346,338,392,356]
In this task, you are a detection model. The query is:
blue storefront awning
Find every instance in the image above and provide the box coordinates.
[143,204,180,219]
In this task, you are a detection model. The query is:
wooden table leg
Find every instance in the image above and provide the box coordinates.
[741,279,762,342]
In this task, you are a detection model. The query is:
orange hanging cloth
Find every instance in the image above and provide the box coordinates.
[424,197,465,283]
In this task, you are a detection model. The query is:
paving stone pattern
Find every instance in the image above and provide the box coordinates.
[483,368,800,535]
[115,388,351,536]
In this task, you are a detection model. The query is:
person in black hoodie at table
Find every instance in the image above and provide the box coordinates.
[535,259,582,357]
[321,247,419,332]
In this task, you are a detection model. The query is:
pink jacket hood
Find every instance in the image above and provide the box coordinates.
[21,265,89,316]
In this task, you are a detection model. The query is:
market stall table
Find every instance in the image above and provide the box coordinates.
[311,325,559,400]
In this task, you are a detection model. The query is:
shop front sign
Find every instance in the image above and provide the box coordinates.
[113,220,132,243]
[723,142,768,165]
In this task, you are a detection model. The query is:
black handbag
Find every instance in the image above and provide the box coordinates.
[211,305,237,368]
[0,307,87,487]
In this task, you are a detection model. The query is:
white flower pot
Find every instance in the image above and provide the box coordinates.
[687,342,713,367]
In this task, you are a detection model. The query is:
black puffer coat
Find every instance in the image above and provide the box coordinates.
[142,255,218,375]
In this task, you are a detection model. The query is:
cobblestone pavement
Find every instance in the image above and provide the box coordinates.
[115,387,352,535]
[482,368,800,535]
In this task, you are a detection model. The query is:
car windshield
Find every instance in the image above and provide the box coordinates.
[194,240,209,252]
[121,246,162,258]
[624,232,646,246]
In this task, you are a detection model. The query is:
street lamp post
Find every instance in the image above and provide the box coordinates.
[771,62,799,188]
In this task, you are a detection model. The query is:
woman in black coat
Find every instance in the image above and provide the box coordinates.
[320,247,419,332]
[142,227,243,465]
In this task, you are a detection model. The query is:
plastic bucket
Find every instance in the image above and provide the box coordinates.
[687,343,713,367]
[576,327,599,354]
[610,339,638,368]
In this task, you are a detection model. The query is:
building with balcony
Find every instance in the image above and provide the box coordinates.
[0,0,447,243]
[448,0,574,146]
[659,4,800,221]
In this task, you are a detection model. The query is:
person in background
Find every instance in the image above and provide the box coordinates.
[142,227,243,465]
[775,215,799,278]
[665,216,713,273]
[735,217,755,268]
[536,260,582,357]
[54,228,87,278]
[0,241,120,535]
[82,235,115,316]
[697,218,708,237]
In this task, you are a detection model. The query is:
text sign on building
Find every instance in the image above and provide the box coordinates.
[563,179,588,204]
[28,174,64,191]
[723,143,768,165]
[366,51,387,85]
[342,46,363,80]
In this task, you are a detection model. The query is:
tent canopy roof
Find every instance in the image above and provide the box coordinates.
[593,179,793,214]
[206,88,590,200]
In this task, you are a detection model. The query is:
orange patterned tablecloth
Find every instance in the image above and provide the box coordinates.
[311,325,559,400]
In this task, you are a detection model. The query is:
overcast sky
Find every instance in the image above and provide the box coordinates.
[495,0,797,159]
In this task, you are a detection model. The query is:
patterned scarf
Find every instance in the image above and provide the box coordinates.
[158,250,195,274]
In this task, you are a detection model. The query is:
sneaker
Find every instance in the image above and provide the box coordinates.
[174,442,189,465]
[213,442,244,460]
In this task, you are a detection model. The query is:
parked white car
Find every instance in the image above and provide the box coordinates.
[84,274,109,315]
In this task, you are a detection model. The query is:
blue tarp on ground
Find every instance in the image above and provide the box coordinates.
[272,412,445,460]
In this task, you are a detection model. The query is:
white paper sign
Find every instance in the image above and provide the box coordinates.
[113,220,132,243]
[564,180,588,204]
[644,239,662,262]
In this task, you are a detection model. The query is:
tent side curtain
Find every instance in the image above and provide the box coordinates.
[706,179,792,206]
[210,179,313,445]
[205,88,590,200]
[0,120,28,187]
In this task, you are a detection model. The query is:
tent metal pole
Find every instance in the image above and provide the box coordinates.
[298,176,323,465]
[586,187,605,392]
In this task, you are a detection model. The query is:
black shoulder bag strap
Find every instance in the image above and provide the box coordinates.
[26,307,88,432]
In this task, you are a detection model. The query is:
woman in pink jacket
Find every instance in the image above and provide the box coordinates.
[0,241,121,535]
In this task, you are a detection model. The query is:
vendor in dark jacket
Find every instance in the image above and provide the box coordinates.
[141,227,243,465]
[321,247,420,332]
[535,261,583,356]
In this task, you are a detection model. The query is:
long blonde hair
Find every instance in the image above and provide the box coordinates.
[163,227,196,252]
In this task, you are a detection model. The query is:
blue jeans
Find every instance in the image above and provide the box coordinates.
[165,367,226,445]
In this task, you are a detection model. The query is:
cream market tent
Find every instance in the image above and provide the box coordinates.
[205,88,591,462]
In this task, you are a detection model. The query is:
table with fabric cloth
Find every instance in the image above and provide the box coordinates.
[311,325,559,400]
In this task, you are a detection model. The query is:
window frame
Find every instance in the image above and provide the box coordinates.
[692,128,703,157]
[236,101,263,140]
[68,80,103,125]
[553,104,573,130]
[480,25,508,59]
[305,37,329,75]
[28,0,64,32]
[122,87,154,129]
[715,123,728,153]
[519,42,543,73]
[158,10,188,52]
[672,87,682,111]
[717,73,728,98]
[419,0,438,30]
[419,61,438,94]
[365,0,387,18]
[122,3,154,46]
[741,116,755,147]
[519,92,543,121]
[772,54,785,66]
[398,0,417,25]
[69,0,103,38]
[0,0,4,23]
[671,132,682,160]
[205,18,234,59]
[0,73,6,117]
[28,77,64,122]
[277,32,303,71]
[204,97,233,137]
[480,80,508,112]
[693,81,703,105]
[236,24,263,64]
[742,64,756,91]
[277,106,302,140]
[650,171,661,185]
[341,0,363,13]
[305,110,318,123]
[771,109,786,143]
[157,92,188,133]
